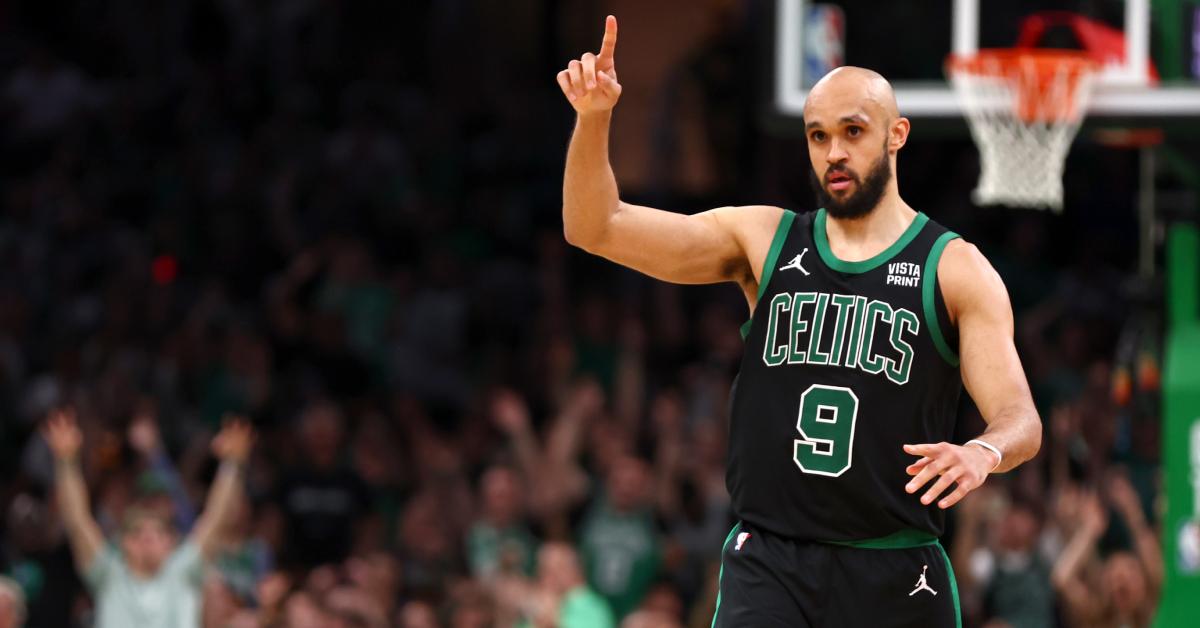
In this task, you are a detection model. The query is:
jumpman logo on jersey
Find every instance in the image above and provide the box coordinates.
[908,565,937,597]
[779,248,811,276]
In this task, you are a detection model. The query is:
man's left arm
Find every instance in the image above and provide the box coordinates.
[903,240,1042,509]
[188,418,255,558]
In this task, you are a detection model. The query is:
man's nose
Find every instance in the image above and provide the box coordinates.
[826,139,849,165]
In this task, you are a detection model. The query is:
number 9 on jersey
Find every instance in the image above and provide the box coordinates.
[794,384,859,477]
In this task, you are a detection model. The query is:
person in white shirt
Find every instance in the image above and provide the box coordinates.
[43,408,253,628]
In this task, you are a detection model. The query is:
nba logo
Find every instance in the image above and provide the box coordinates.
[735,531,751,551]
[803,4,846,88]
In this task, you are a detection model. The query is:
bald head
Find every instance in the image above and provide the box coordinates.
[806,66,899,120]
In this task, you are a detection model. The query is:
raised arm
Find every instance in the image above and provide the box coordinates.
[557,15,781,293]
[1107,469,1163,594]
[1051,491,1107,621]
[491,390,545,492]
[904,240,1042,509]
[129,408,198,532]
[43,408,107,573]
[188,417,254,558]
[948,487,994,592]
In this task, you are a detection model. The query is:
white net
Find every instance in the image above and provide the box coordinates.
[948,53,1098,212]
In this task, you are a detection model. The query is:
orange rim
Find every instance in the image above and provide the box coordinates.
[946,49,1100,122]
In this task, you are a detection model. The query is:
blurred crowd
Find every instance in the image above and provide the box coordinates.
[0,1,1166,627]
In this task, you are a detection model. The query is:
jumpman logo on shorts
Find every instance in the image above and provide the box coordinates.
[908,565,937,597]
[779,248,811,276]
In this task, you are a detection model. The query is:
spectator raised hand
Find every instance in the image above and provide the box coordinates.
[128,408,162,456]
[42,408,106,575]
[1106,469,1145,522]
[1106,468,1163,596]
[492,389,533,437]
[128,404,199,531]
[189,416,256,558]
[1053,490,1111,626]
[43,408,83,462]
[210,417,255,465]
[490,390,542,493]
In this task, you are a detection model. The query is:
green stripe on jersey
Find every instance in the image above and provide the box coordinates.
[741,210,796,339]
[922,231,961,367]
[814,209,929,274]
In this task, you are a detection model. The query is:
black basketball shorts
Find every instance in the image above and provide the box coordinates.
[710,521,961,628]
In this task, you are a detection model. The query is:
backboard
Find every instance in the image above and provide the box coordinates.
[774,0,1200,127]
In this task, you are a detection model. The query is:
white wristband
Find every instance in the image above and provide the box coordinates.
[965,439,1002,472]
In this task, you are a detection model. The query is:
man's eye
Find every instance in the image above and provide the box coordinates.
[847,126,862,136]
[811,131,826,142]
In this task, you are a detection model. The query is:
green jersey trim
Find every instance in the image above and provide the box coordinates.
[822,528,938,549]
[937,541,963,628]
[813,209,929,274]
[740,209,796,339]
[922,231,961,367]
[710,521,743,628]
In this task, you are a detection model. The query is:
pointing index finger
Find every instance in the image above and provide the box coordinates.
[598,15,618,63]
[904,443,935,456]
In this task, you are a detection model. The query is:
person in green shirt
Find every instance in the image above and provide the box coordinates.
[466,466,538,580]
[579,456,661,619]
[43,409,253,628]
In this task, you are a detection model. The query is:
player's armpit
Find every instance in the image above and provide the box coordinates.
[938,240,1042,471]
[576,202,784,289]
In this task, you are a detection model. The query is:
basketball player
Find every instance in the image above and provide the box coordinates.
[556,16,1042,627]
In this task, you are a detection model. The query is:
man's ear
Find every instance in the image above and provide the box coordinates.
[890,117,911,152]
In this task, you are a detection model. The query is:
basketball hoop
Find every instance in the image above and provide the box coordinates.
[946,50,1099,211]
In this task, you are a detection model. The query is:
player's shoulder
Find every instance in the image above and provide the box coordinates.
[940,237,996,277]
[937,237,1011,314]
[941,237,985,266]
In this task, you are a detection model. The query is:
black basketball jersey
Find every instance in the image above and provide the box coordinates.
[727,208,963,542]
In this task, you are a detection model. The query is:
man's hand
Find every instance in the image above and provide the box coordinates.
[562,378,604,419]
[1105,468,1143,521]
[44,406,106,572]
[903,442,998,509]
[491,390,532,436]
[556,15,621,115]
[128,408,162,456]
[193,415,254,557]
[211,416,255,464]
[43,408,83,462]
[1078,490,1109,538]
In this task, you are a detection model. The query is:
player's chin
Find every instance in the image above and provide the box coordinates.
[825,186,854,200]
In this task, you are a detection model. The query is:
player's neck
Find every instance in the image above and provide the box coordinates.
[822,193,917,263]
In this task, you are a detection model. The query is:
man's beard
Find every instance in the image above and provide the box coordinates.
[810,149,892,220]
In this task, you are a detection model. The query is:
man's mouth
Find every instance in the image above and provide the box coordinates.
[827,171,854,192]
